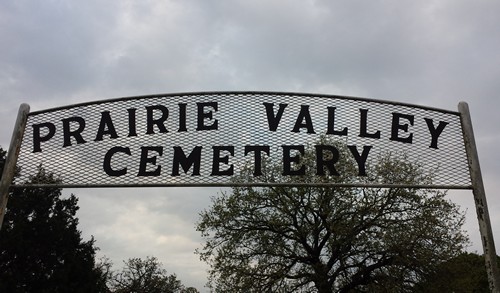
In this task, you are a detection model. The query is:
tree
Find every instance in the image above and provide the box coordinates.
[414,252,498,292]
[0,147,6,175]
[196,140,469,292]
[110,256,199,293]
[0,147,109,292]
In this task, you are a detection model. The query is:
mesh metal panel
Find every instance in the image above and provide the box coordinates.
[13,92,471,188]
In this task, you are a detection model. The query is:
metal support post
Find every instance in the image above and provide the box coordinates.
[459,101,500,292]
[0,103,30,231]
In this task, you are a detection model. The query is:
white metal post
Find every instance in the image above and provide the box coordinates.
[459,101,500,292]
[0,103,30,231]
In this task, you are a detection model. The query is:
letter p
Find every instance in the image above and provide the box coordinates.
[32,122,56,153]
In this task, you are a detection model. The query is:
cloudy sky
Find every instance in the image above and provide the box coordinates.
[2,0,500,290]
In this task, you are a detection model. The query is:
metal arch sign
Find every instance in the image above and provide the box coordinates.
[8,92,470,188]
[0,91,499,290]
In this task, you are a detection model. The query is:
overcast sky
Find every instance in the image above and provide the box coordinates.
[2,1,500,290]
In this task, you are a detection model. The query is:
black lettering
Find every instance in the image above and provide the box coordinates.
[62,117,86,147]
[292,105,315,134]
[211,146,234,176]
[425,118,448,149]
[146,105,169,134]
[390,112,414,143]
[282,145,305,176]
[359,109,381,139]
[138,146,163,176]
[32,122,56,153]
[197,102,218,130]
[263,102,287,131]
[172,146,202,176]
[348,145,372,176]
[95,111,119,141]
[178,103,187,132]
[326,107,348,136]
[315,145,340,176]
[244,145,270,176]
[103,147,130,176]
[128,108,137,137]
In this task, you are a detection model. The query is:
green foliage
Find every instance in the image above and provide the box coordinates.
[414,252,497,292]
[0,147,5,175]
[196,140,469,292]
[0,147,108,292]
[109,256,199,293]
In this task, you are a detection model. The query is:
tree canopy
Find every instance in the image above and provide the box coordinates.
[196,140,469,292]
[0,147,108,292]
[414,252,498,292]
[109,256,199,293]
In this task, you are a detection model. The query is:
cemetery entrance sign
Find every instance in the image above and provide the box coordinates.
[0,91,498,290]
[3,92,472,187]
